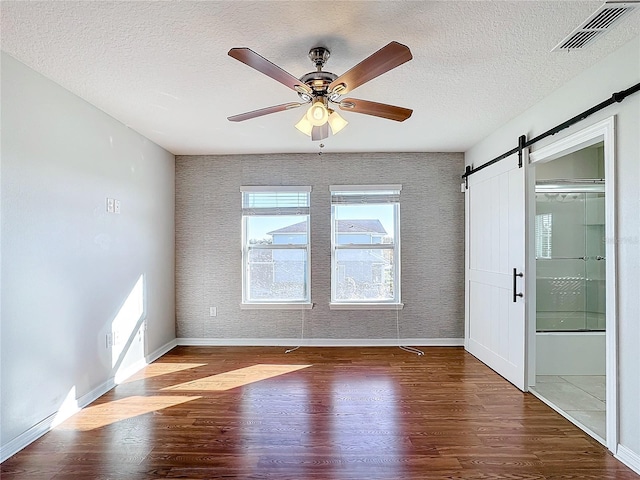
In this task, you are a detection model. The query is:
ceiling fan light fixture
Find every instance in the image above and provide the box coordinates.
[332,83,347,95]
[328,110,348,135]
[295,115,313,136]
[306,101,329,126]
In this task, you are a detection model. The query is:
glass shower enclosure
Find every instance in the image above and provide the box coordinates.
[535,180,606,332]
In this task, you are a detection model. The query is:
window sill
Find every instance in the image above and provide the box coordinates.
[329,303,404,311]
[240,303,314,310]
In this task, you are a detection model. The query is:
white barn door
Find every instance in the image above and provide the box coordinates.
[465,155,527,391]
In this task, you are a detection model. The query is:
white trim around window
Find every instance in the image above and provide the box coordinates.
[329,184,402,192]
[329,302,404,310]
[241,303,314,310]
[329,185,402,307]
[241,186,312,307]
[241,185,313,193]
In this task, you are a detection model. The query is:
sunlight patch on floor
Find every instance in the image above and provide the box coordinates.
[121,363,207,383]
[161,364,312,392]
[54,395,200,431]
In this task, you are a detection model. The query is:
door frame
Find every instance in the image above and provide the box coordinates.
[527,116,617,451]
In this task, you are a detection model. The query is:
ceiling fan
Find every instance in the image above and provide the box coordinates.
[227,41,413,141]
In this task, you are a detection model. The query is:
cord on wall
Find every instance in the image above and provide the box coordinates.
[285,306,305,354]
[397,307,424,356]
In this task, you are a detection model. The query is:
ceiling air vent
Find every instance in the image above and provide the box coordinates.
[552,1,639,51]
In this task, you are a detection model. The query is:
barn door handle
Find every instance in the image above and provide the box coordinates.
[513,268,524,302]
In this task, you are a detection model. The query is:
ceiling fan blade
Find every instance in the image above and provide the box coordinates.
[339,98,412,122]
[229,48,312,94]
[228,102,305,122]
[328,41,412,95]
[311,123,329,141]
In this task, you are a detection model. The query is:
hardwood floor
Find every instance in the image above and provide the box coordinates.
[2,346,638,479]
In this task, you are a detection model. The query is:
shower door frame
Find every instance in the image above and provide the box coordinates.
[535,182,605,333]
[527,116,617,451]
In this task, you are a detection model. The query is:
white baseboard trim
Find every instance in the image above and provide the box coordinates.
[616,444,640,475]
[0,377,114,463]
[147,338,178,361]
[113,338,179,383]
[77,378,116,410]
[0,338,178,463]
[177,337,464,347]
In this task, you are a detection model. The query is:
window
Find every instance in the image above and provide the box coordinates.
[241,186,311,307]
[535,213,553,259]
[330,185,402,308]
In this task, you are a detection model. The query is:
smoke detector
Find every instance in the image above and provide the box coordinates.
[552,1,639,51]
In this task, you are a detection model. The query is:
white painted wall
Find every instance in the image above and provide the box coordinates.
[535,144,603,180]
[0,54,176,456]
[465,36,640,467]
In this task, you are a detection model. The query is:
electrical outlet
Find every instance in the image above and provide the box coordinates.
[114,199,121,214]
[106,198,115,213]
[209,307,217,317]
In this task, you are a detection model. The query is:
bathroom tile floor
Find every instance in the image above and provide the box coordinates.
[533,375,606,440]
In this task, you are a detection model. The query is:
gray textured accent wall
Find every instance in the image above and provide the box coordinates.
[175,152,464,341]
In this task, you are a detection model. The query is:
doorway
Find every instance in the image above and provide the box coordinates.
[527,118,617,449]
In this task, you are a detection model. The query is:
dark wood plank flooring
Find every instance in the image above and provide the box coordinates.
[2,346,638,479]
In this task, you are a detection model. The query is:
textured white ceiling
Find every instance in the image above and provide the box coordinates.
[2,1,639,155]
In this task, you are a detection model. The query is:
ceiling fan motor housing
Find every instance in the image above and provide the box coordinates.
[300,71,338,94]
[298,47,338,100]
[308,47,330,68]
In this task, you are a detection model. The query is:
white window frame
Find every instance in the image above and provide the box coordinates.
[241,186,312,309]
[329,185,403,310]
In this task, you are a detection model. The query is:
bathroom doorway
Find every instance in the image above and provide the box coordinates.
[527,118,617,449]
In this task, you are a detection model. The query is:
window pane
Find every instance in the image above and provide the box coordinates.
[248,248,307,301]
[243,191,309,209]
[333,204,395,245]
[334,249,395,301]
[246,216,308,245]
[535,212,553,259]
